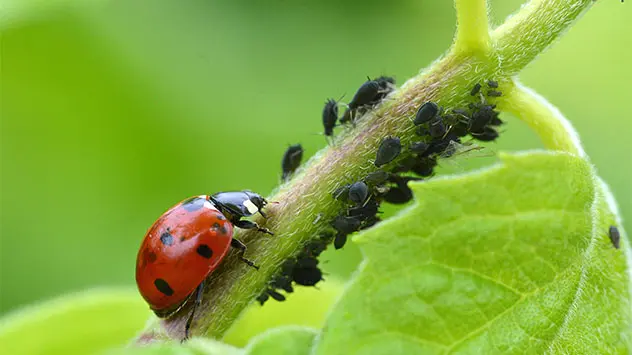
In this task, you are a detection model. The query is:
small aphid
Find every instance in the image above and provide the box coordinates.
[374,136,402,167]
[412,157,437,177]
[452,108,470,118]
[271,275,294,293]
[333,184,351,201]
[609,226,620,249]
[472,127,500,142]
[410,141,429,155]
[334,234,348,250]
[487,90,502,97]
[415,125,430,137]
[281,144,304,181]
[429,118,447,138]
[449,121,470,138]
[383,184,413,204]
[487,80,499,88]
[470,83,482,96]
[364,170,390,186]
[322,99,339,138]
[293,266,323,286]
[348,198,380,219]
[332,215,361,235]
[348,181,369,205]
[256,292,269,305]
[469,106,495,133]
[267,289,286,302]
[373,76,396,103]
[414,102,439,125]
[348,80,382,110]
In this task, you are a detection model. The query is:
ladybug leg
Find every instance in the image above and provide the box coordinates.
[183,280,205,341]
[230,238,260,270]
[233,220,274,235]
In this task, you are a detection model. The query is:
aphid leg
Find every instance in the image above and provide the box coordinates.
[233,219,274,235]
[231,238,260,270]
[183,280,206,341]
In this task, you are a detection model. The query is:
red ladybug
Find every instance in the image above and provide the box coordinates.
[135,191,272,339]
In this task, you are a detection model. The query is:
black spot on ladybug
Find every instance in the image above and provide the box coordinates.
[212,222,220,230]
[414,102,439,125]
[160,231,174,246]
[374,136,402,167]
[216,214,226,221]
[196,244,213,259]
[154,278,174,296]
[144,250,157,264]
[220,226,228,235]
[181,197,205,212]
[470,83,482,96]
[180,237,186,242]
[609,226,620,249]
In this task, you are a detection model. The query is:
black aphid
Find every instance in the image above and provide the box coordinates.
[293,266,323,286]
[281,144,304,181]
[410,141,429,155]
[334,234,348,250]
[322,99,339,138]
[609,226,620,249]
[487,90,502,97]
[348,198,380,219]
[256,292,269,305]
[267,289,286,302]
[470,83,482,96]
[364,170,390,186]
[348,181,369,205]
[415,125,430,137]
[349,80,382,110]
[383,184,413,204]
[414,102,439,125]
[487,80,499,88]
[333,184,351,201]
[374,136,402,167]
[332,215,361,235]
[429,118,447,138]
[472,127,499,142]
[412,157,437,177]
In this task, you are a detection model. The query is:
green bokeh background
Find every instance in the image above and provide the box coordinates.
[1,0,630,315]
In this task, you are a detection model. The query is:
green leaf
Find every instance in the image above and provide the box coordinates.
[0,288,149,355]
[104,338,242,355]
[244,326,317,355]
[314,152,632,354]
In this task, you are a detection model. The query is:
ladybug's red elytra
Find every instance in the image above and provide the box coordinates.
[135,191,272,339]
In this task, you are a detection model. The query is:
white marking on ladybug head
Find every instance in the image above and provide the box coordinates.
[203,200,218,211]
[243,199,259,214]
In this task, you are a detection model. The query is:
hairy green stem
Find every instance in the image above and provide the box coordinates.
[492,0,594,75]
[135,0,596,342]
[454,0,491,55]
[498,81,586,157]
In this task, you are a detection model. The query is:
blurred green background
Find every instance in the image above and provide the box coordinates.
[1,0,630,315]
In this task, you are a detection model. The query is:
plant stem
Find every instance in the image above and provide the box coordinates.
[492,0,594,75]
[498,81,586,157]
[454,0,491,55]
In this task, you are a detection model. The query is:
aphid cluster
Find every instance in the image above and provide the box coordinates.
[260,80,506,305]
[323,76,396,140]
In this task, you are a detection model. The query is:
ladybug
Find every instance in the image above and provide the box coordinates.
[135,191,272,339]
